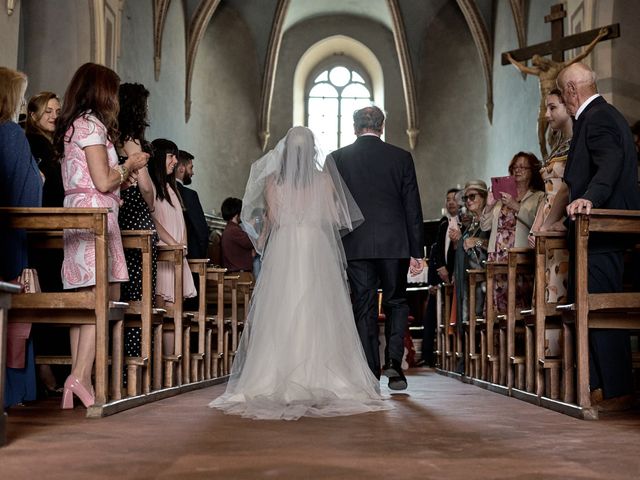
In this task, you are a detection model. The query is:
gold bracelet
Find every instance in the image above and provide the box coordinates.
[115,165,128,184]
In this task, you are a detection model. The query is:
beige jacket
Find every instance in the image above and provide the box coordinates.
[480,189,544,254]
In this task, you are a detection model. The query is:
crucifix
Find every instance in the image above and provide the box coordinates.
[501,3,620,158]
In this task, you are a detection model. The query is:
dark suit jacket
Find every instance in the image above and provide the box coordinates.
[564,96,640,252]
[332,135,424,260]
[176,182,210,259]
[431,216,456,277]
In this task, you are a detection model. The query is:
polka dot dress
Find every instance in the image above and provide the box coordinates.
[118,184,158,359]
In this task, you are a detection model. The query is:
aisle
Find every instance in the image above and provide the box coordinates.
[2,369,640,479]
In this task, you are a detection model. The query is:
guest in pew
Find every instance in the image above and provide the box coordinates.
[420,188,460,366]
[54,63,149,409]
[451,180,489,372]
[528,89,572,304]
[481,152,544,313]
[175,150,210,260]
[557,62,640,409]
[0,67,43,407]
[26,92,63,207]
[116,82,159,363]
[147,139,197,354]
[220,197,254,275]
[25,91,69,396]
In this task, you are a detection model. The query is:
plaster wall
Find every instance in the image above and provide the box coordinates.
[0,4,21,69]
[20,0,92,98]
[118,0,261,215]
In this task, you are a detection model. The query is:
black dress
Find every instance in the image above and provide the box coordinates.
[118,180,159,358]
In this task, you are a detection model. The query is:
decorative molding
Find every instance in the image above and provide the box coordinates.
[152,0,171,81]
[184,0,221,122]
[258,0,290,151]
[509,0,527,50]
[90,0,106,65]
[509,0,527,80]
[6,0,15,15]
[456,0,493,123]
[386,0,419,150]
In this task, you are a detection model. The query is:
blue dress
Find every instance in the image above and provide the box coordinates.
[0,121,42,407]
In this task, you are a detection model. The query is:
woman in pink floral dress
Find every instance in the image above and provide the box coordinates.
[481,152,544,313]
[54,63,148,409]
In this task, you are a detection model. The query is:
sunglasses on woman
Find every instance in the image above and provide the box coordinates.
[462,193,478,202]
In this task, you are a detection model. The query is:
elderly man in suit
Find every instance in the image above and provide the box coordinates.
[332,106,424,390]
[175,150,210,260]
[558,62,640,409]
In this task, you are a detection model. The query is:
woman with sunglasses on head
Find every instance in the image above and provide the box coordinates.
[449,180,490,372]
[481,152,544,314]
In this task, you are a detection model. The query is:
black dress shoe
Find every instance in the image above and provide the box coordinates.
[386,359,407,391]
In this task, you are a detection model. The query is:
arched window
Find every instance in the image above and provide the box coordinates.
[306,64,372,152]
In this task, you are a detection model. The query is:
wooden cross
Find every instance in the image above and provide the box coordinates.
[501,3,619,65]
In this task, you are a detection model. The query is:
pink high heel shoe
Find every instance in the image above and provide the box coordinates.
[61,375,95,409]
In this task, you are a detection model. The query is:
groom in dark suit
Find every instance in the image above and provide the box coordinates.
[332,106,424,390]
[558,62,640,407]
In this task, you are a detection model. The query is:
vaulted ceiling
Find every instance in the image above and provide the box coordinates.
[152,0,519,147]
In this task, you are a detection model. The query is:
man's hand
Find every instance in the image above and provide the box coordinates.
[436,266,450,284]
[409,257,424,276]
[566,198,593,220]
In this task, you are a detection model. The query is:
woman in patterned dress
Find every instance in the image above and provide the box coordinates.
[53,63,149,409]
[117,83,158,360]
[529,89,573,303]
[481,152,545,314]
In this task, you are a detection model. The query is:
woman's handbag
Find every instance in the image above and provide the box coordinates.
[6,268,40,368]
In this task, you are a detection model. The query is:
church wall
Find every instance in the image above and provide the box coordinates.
[20,0,92,99]
[118,1,261,215]
[415,0,490,220]
[0,4,21,69]
[272,15,406,152]
[487,0,556,180]
[609,0,640,123]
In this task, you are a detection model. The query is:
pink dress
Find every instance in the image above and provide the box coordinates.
[152,185,197,302]
[61,113,128,289]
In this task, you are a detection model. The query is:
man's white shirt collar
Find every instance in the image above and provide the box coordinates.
[176,178,184,185]
[575,94,600,120]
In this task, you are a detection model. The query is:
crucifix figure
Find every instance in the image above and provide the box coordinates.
[502,4,619,158]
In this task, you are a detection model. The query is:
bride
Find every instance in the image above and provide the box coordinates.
[209,126,391,420]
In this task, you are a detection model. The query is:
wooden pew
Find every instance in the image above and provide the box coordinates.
[185,259,210,382]
[0,281,22,447]
[558,209,640,419]
[0,207,120,415]
[156,244,186,387]
[529,231,569,401]
[206,267,228,377]
[467,269,486,379]
[505,247,534,393]
[119,230,165,396]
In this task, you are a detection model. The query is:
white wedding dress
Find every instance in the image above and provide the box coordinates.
[209,127,391,420]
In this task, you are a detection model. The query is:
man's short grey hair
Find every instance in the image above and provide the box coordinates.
[353,106,385,133]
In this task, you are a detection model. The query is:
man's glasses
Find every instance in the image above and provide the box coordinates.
[462,193,478,202]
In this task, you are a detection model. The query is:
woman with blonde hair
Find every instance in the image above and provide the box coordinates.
[0,67,43,407]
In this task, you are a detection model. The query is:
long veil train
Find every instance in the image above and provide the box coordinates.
[209,126,392,420]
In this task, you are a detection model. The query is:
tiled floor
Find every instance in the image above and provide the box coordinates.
[2,369,640,479]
